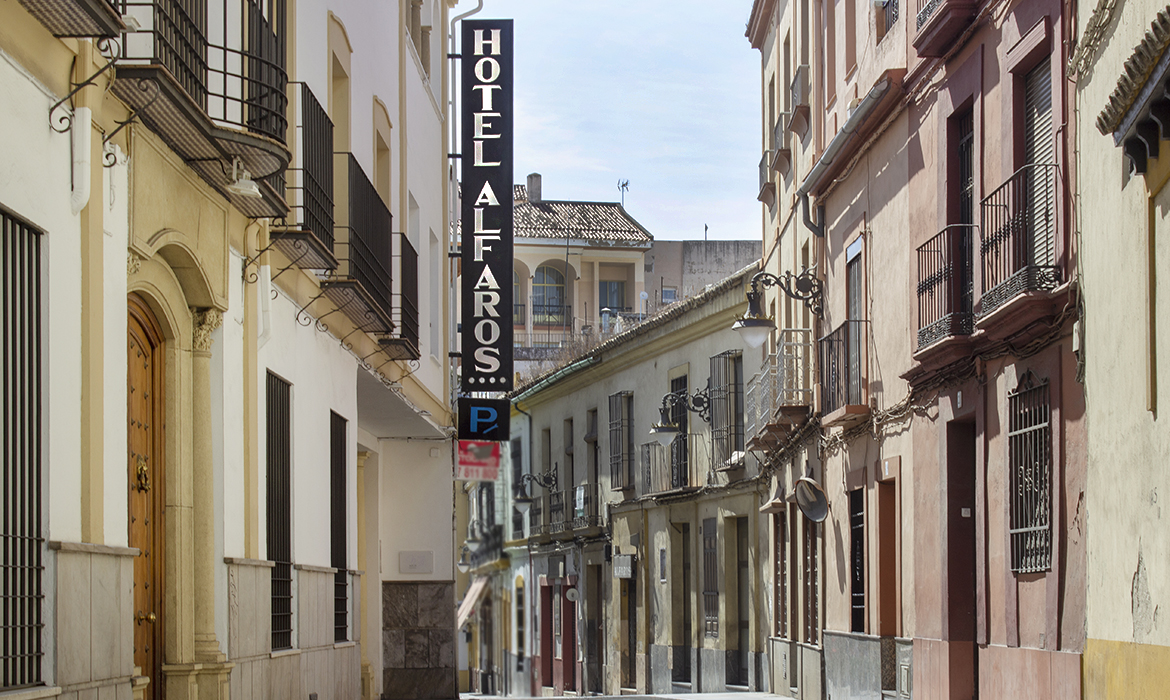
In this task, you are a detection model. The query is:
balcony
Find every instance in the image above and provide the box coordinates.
[978,164,1061,318]
[746,329,815,449]
[528,495,547,542]
[788,65,810,138]
[819,320,869,427]
[643,434,709,497]
[770,115,792,176]
[532,303,570,327]
[381,233,420,360]
[322,153,394,333]
[569,484,604,531]
[270,83,336,271]
[115,0,290,217]
[913,0,978,58]
[513,303,525,326]
[19,0,124,36]
[916,225,974,350]
[548,489,567,536]
[758,152,776,206]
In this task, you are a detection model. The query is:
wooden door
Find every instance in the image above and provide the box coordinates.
[128,294,165,698]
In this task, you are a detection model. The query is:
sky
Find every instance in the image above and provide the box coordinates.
[466,0,763,242]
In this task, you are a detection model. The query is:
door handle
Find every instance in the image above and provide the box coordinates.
[135,611,157,625]
[135,456,151,493]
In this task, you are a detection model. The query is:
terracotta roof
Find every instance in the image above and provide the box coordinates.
[1096,5,1170,135]
[512,185,653,244]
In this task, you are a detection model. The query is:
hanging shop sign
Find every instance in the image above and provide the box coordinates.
[456,440,501,482]
[458,397,510,442]
[461,19,514,390]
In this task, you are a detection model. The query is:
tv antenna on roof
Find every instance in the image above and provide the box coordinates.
[617,179,630,206]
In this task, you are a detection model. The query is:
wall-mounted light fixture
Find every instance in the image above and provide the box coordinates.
[226,157,262,199]
[732,267,824,348]
[456,545,471,573]
[649,387,711,447]
[464,519,488,553]
[514,467,558,514]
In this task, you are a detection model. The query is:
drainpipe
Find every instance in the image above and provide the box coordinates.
[795,77,891,239]
[71,107,92,215]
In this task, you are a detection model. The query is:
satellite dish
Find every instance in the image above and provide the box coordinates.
[793,476,828,522]
[565,588,580,602]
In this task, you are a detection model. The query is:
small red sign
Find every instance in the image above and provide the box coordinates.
[456,440,501,482]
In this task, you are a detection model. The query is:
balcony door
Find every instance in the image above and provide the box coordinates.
[1023,56,1055,269]
[846,238,864,405]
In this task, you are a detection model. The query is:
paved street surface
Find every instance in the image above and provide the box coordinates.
[462,694,780,700]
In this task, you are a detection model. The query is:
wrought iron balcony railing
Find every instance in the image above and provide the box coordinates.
[269,82,336,270]
[532,303,571,326]
[323,153,394,332]
[916,224,974,348]
[913,0,978,57]
[979,164,1061,317]
[512,508,525,540]
[549,489,566,533]
[513,303,525,326]
[529,495,544,537]
[643,434,709,495]
[383,232,420,359]
[569,484,603,529]
[121,0,288,142]
[745,329,815,442]
[819,320,868,417]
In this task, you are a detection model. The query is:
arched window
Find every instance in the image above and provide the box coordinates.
[533,266,566,325]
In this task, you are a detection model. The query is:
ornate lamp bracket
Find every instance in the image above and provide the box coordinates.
[751,267,824,319]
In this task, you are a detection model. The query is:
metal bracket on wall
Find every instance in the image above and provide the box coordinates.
[101,78,159,167]
[49,38,121,134]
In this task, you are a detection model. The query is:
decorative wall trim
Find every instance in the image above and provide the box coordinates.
[48,540,140,557]
[1096,6,1170,135]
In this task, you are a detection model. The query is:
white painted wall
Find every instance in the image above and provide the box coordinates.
[0,47,84,544]
[102,151,130,546]
[379,437,454,581]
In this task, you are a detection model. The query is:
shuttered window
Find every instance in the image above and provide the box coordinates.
[608,391,633,489]
[2,208,43,689]
[710,351,744,468]
[330,411,348,642]
[1023,57,1055,268]
[266,372,293,650]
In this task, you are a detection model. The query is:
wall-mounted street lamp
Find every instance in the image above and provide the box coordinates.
[456,545,471,573]
[732,267,824,348]
[649,387,712,447]
[464,519,489,553]
[513,467,558,514]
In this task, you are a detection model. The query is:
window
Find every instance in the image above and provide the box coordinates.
[669,376,689,485]
[330,411,348,642]
[533,266,566,325]
[513,271,524,326]
[774,515,788,638]
[511,439,524,539]
[845,0,856,74]
[702,517,719,637]
[803,520,819,644]
[1022,56,1056,268]
[564,418,574,485]
[710,351,745,469]
[849,489,865,633]
[599,280,626,310]
[608,391,634,489]
[266,372,293,650]
[2,208,43,689]
[516,582,526,658]
[824,0,836,103]
[877,0,899,42]
[1008,371,1052,573]
[661,287,677,304]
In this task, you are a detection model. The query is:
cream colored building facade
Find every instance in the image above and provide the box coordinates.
[0,1,458,699]
[1076,2,1170,697]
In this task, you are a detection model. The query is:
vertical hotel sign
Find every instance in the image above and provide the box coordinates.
[461,20,513,390]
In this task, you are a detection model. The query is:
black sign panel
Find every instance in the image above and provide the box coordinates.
[461,19,514,390]
[458,397,511,442]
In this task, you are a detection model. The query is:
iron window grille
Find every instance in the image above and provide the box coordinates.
[330,411,348,642]
[819,320,868,415]
[702,518,719,637]
[284,82,334,246]
[775,515,787,638]
[803,521,819,644]
[266,371,293,650]
[2,209,44,690]
[335,154,393,320]
[710,351,745,469]
[669,376,689,481]
[1008,371,1052,574]
[850,489,865,633]
[608,391,634,490]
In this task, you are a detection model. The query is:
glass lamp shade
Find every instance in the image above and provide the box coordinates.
[514,482,533,514]
[650,423,679,447]
[732,316,775,349]
[456,551,470,573]
[465,535,483,553]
